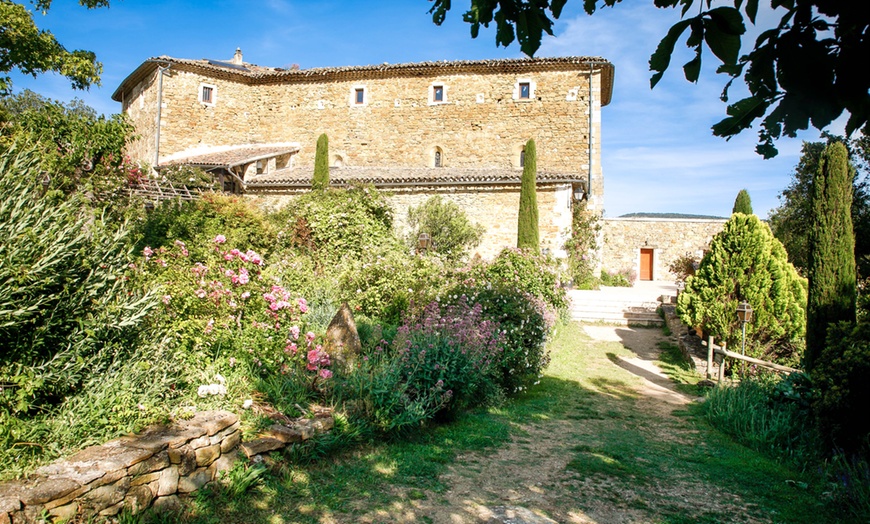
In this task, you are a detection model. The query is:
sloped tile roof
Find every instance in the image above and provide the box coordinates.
[245,166,586,190]
[157,145,299,169]
[113,56,614,105]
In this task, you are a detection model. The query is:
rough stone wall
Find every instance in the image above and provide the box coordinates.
[122,66,604,205]
[601,217,727,281]
[249,184,574,260]
[0,411,240,523]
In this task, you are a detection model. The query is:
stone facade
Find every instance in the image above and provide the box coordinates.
[601,217,727,281]
[113,55,613,229]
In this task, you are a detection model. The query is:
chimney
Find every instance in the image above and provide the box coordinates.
[232,48,243,65]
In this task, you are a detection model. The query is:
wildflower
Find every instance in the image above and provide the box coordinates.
[289,325,300,340]
[306,332,316,342]
[238,268,250,285]
[154,258,167,267]
[229,357,236,367]
[285,343,298,354]
[195,289,207,299]
[214,234,226,244]
[297,298,308,313]
[162,294,172,305]
[143,246,154,260]
[241,291,251,300]
[319,369,333,379]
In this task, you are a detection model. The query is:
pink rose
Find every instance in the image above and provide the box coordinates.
[305,332,316,343]
[214,235,226,244]
[289,325,300,340]
[297,298,308,313]
[319,369,333,379]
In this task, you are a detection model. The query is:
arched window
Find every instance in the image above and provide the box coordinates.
[434,150,442,168]
[520,148,526,168]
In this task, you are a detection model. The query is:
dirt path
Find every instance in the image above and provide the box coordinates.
[348,324,761,524]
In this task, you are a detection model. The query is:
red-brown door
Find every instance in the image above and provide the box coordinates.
[640,248,654,281]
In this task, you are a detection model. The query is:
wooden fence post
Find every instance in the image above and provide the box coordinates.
[707,335,714,379]
[717,341,727,383]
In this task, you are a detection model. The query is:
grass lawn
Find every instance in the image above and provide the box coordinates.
[140,322,851,524]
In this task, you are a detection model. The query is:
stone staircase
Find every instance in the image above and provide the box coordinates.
[567,282,678,326]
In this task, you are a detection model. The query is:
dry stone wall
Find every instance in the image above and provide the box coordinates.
[0,409,334,524]
[601,217,727,281]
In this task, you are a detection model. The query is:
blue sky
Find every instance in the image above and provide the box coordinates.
[10,0,838,217]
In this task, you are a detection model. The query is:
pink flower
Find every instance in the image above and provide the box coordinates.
[214,235,226,244]
[162,294,171,305]
[306,332,316,343]
[195,289,207,299]
[246,250,263,266]
[154,259,167,267]
[319,369,333,379]
[191,263,208,276]
[143,246,154,260]
[289,325,300,340]
[224,253,234,261]
[269,302,280,311]
[241,291,251,300]
[285,342,298,354]
[225,269,235,278]
[238,268,250,285]
[297,298,308,313]
[230,248,241,256]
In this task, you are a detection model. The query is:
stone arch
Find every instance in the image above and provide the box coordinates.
[430,146,445,168]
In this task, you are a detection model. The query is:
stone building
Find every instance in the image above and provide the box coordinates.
[112,50,612,259]
[113,49,725,279]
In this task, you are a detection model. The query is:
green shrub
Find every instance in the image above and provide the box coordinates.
[0,146,156,414]
[406,195,484,262]
[337,298,504,433]
[517,138,539,253]
[564,200,600,289]
[158,164,218,191]
[811,321,870,454]
[135,193,278,260]
[600,269,634,287]
[271,185,397,264]
[473,247,568,313]
[668,252,701,287]
[677,213,807,364]
[338,245,447,324]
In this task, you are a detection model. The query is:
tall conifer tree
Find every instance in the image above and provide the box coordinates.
[312,133,330,191]
[517,139,539,253]
[805,141,856,370]
[732,189,753,214]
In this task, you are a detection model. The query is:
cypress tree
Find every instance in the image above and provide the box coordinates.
[517,139,539,253]
[805,141,856,371]
[312,133,329,191]
[732,189,753,214]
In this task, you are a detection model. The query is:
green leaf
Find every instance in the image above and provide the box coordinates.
[649,18,692,88]
[683,51,702,83]
[744,0,759,24]
[551,0,568,19]
[704,12,743,66]
[712,95,770,138]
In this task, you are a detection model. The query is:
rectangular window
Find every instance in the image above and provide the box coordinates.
[519,82,531,99]
[355,88,365,105]
[433,85,444,102]
[201,85,213,104]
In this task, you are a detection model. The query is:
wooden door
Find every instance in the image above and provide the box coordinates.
[640,248,654,281]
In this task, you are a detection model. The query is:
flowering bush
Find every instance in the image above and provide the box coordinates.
[136,236,332,395]
[472,247,568,314]
[443,284,553,393]
[340,297,505,432]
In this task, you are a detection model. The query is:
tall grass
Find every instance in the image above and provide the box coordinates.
[703,378,816,466]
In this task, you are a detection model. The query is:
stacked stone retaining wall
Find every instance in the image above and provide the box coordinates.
[0,409,333,523]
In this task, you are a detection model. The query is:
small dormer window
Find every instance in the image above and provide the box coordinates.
[200,83,216,106]
[256,160,265,175]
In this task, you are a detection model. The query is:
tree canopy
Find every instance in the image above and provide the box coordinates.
[428,1,870,158]
[768,132,870,278]
[0,0,109,94]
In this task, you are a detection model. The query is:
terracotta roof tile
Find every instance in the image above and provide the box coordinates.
[245,166,586,190]
[157,145,299,169]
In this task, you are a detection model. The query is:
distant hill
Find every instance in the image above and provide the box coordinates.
[618,212,727,220]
